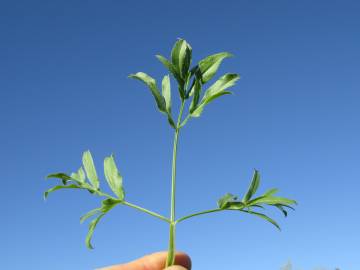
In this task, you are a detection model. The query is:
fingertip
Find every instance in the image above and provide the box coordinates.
[140,251,191,270]
[165,266,188,270]
[173,251,191,270]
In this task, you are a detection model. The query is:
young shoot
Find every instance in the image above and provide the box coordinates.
[45,39,297,268]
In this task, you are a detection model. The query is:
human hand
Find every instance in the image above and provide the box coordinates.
[97,251,191,270]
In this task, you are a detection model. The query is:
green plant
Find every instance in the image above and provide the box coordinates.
[45,39,296,267]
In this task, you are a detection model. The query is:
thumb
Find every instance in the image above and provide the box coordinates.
[97,251,191,270]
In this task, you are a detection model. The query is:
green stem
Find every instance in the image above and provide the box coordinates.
[166,223,176,267]
[166,100,185,267]
[94,190,117,200]
[123,201,171,223]
[180,114,191,128]
[92,188,170,223]
[176,208,224,224]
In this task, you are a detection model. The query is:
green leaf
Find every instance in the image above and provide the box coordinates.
[128,72,166,113]
[171,39,192,79]
[274,204,288,217]
[242,210,281,230]
[104,155,125,200]
[82,151,99,189]
[189,79,202,114]
[46,173,72,185]
[80,208,101,224]
[162,75,171,113]
[197,52,233,83]
[217,193,238,209]
[184,72,192,94]
[227,201,246,210]
[217,193,247,210]
[243,170,260,202]
[101,198,121,212]
[187,77,197,97]
[263,188,279,197]
[190,91,232,117]
[44,184,80,199]
[203,73,240,100]
[86,213,105,249]
[167,115,176,129]
[280,204,296,211]
[156,54,184,88]
[249,195,297,206]
[71,167,86,183]
[190,73,239,117]
[251,204,265,209]
[84,199,120,249]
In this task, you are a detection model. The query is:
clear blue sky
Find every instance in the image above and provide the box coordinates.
[1,1,359,269]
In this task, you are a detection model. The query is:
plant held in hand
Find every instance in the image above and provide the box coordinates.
[45,39,296,267]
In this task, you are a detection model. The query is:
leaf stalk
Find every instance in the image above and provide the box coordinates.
[123,201,170,223]
[175,208,224,224]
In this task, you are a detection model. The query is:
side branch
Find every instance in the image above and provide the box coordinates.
[123,201,171,223]
[175,208,224,224]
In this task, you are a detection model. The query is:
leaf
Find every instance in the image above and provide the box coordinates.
[263,188,279,197]
[217,193,247,210]
[184,72,192,94]
[280,204,296,211]
[171,39,192,80]
[86,213,105,249]
[82,151,99,189]
[156,54,184,88]
[190,91,232,117]
[44,184,80,199]
[251,204,265,209]
[167,115,176,129]
[71,167,86,183]
[203,73,240,100]
[190,73,239,117]
[217,193,237,209]
[104,155,125,200]
[249,195,297,206]
[46,173,72,185]
[242,210,281,230]
[84,199,120,249]
[243,170,260,202]
[226,201,246,210]
[162,75,171,113]
[197,52,233,83]
[80,208,101,224]
[274,204,288,217]
[187,77,197,97]
[189,79,202,113]
[128,72,166,113]
[101,198,121,212]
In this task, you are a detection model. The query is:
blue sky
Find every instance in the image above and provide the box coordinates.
[1,1,359,269]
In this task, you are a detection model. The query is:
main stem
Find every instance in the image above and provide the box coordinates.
[166,100,185,267]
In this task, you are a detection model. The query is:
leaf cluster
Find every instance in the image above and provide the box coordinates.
[217,170,297,230]
[45,150,125,249]
[129,39,240,128]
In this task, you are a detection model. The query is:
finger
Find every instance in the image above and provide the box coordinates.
[165,266,188,270]
[97,251,191,270]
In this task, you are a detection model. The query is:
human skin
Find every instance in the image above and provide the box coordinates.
[97,251,191,270]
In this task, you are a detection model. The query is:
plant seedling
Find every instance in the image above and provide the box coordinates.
[45,39,296,268]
